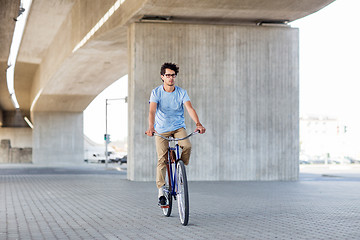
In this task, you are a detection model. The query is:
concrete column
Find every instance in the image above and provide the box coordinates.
[0,110,3,127]
[0,140,11,163]
[128,22,299,181]
[0,128,33,163]
[32,112,84,165]
[0,127,32,148]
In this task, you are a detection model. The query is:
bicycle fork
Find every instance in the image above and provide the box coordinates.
[167,146,179,199]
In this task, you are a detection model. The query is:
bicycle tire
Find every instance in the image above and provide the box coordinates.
[162,163,172,217]
[176,160,189,226]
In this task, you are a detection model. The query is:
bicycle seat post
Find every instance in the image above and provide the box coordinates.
[169,136,175,148]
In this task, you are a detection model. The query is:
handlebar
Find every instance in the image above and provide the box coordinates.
[151,130,199,141]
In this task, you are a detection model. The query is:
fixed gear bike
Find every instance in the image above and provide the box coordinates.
[153,130,199,226]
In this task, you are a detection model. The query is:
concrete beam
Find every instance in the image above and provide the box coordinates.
[1,0,334,113]
[29,0,128,112]
[0,0,19,61]
[134,0,335,23]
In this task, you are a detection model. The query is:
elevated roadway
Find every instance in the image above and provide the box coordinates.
[1,0,334,113]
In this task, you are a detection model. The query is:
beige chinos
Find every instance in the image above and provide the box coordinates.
[155,127,191,189]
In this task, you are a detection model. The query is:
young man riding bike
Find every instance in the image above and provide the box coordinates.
[145,62,206,206]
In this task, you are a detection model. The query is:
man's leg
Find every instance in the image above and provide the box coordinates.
[174,128,192,165]
[155,131,172,190]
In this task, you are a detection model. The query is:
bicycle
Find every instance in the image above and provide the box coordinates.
[153,130,199,226]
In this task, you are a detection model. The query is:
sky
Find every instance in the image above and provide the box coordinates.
[84,0,360,144]
[292,0,360,125]
[83,75,128,144]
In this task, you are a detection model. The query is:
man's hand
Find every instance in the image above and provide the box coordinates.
[195,123,206,134]
[145,127,156,137]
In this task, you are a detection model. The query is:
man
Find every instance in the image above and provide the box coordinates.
[145,62,206,206]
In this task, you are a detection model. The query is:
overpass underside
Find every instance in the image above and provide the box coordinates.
[0,0,335,180]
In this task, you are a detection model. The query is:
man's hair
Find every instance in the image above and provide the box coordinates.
[160,62,179,75]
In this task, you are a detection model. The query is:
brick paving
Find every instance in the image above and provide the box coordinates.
[1,164,360,240]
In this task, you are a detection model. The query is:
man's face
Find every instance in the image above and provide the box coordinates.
[161,68,176,86]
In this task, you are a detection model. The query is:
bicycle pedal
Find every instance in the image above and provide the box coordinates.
[160,205,169,208]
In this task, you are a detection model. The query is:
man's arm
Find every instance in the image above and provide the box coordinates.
[184,101,206,134]
[145,102,157,136]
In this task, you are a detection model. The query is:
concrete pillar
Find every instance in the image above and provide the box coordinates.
[128,22,299,181]
[0,128,33,163]
[0,127,32,148]
[0,140,11,163]
[9,148,32,163]
[32,112,84,165]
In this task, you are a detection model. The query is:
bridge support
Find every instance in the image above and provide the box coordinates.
[128,22,299,181]
[32,112,84,165]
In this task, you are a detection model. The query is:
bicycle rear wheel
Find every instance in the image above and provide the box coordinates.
[162,162,172,217]
[176,160,189,226]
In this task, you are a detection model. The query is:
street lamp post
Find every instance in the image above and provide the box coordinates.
[105,97,127,169]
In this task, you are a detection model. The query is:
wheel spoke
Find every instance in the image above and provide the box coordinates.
[176,161,189,225]
[162,160,172,217]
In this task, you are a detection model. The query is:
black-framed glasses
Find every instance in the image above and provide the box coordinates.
[164,74,177,78]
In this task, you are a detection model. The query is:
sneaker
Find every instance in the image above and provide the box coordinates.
[158,196,167,207]
[158,185,165,198]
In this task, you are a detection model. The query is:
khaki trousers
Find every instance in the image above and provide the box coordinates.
[155,128,191,189]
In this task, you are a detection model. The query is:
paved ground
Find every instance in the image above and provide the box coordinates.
[1,163,360,240]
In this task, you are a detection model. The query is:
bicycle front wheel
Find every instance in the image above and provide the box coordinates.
[176,160,189,226]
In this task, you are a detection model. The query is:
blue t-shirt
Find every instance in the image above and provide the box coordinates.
[149,85,191,133]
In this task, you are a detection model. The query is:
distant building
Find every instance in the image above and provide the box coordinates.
[300,115,346,159]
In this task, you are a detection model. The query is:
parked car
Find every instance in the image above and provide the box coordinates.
[344,156,360,164]
[116,155,127,165]
[84,153,105,163]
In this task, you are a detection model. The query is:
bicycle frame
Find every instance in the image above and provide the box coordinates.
[166,140,181,198]
[154,131,198,198]
[152,130,198,225]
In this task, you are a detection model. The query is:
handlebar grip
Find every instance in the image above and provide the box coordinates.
[145,131,155,136]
